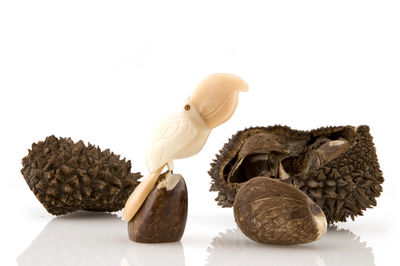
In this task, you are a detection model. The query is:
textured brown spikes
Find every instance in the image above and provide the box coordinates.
[209,125,384,223]
[21,135,141,215]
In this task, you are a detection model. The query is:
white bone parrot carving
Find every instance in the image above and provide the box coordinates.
[123,73,249,221]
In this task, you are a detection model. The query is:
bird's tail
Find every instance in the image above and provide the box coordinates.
[123,166,164,221]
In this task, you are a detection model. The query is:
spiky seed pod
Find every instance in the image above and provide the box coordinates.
[21,135,141,215]
[209,125,384,223]
[234,177,327,245]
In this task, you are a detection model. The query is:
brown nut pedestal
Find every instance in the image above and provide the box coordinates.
[128,172,188,243]
[234,176,327,245]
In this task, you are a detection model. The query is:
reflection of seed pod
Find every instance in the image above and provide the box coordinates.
[209,125,384,223]
[17,213,126,266]
[206,226,374,266]
[234,177,327,245]
[21,136,141,215]
[128,172,188,243]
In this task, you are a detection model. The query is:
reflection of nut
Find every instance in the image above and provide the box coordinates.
[234,177,327,245]
[128,172,188,243]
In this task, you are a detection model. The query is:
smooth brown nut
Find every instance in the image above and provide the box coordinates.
[128,173,188,243]
[234,177,327,245]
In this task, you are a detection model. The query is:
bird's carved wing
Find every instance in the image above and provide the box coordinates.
[145,114,199,172]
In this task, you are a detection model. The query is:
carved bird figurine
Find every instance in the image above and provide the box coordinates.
[123,73,249,221]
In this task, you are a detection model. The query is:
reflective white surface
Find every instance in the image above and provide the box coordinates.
[17,212,375,266]
[17,213,185,266]
[1,1,399,265]
[206,227,374,266]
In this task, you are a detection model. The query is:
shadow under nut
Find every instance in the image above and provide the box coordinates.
[234,177,327,245]
[128,176,188,243]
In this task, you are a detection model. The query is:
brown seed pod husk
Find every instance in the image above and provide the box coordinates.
[128,172,188,243]
[209,125,384,223]
[234,176,327,245]
[21,135,141,215]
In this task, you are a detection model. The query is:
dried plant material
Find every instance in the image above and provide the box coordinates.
[21,135,141,215]
[234,177,327,245]
[128,172,188,243]
[209,125,384,223]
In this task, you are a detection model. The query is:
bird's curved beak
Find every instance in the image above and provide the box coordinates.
[191,73,249,129]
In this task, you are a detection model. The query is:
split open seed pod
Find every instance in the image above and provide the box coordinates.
[209,125,384,223]
[234,176,327,245]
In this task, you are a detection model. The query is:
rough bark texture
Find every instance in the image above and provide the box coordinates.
[128,174,188,243]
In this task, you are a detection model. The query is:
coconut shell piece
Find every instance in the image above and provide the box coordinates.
[128,172,188,243]
[21,135,141,215]
[209,125,384,223]
[234,177,327,245]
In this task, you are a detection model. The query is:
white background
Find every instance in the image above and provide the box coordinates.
[1,1,399,265]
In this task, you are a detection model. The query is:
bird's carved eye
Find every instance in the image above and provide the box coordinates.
[184,104,191,111]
